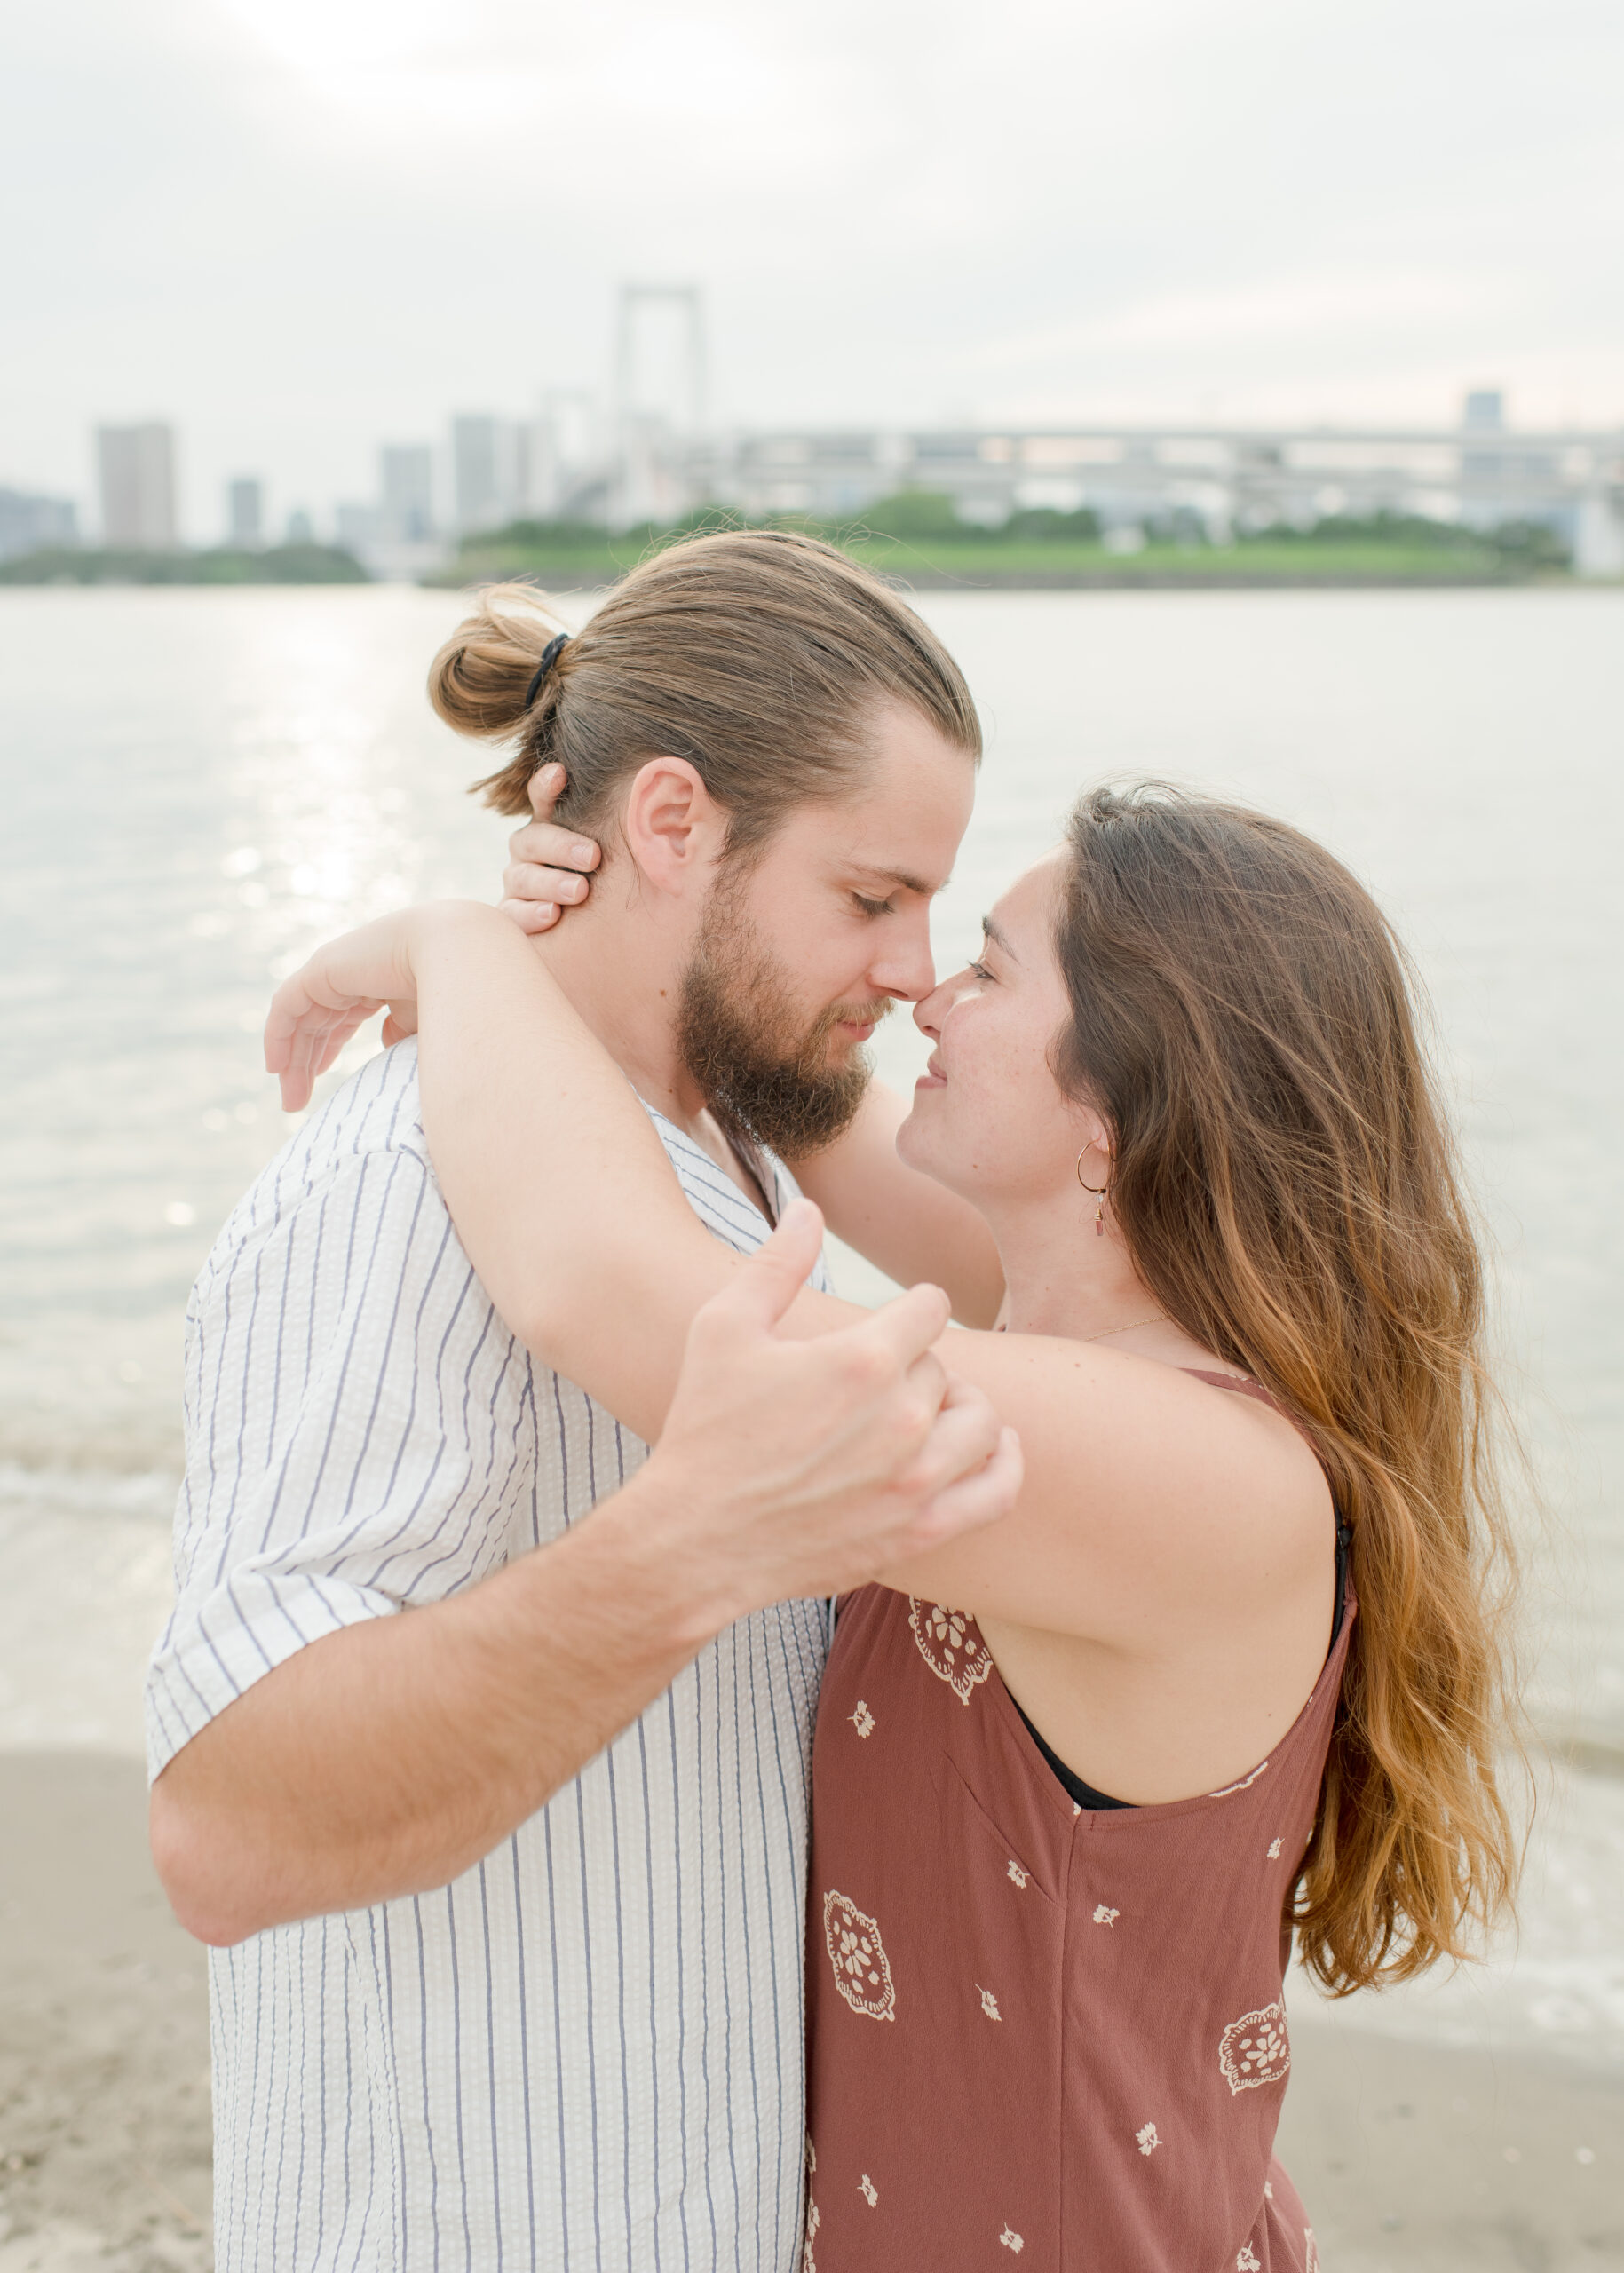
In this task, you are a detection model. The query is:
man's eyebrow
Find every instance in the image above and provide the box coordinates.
[981,914,1019,960]
[850,864,945,897]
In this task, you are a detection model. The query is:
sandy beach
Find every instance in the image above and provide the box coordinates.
[0,1755,210,2273]
[0,1746,1617,2272]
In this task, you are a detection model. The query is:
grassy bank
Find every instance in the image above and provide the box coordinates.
[435,506,1566,594]
[0,543,369,586]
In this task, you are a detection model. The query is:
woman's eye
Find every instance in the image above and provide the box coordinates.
[968,959,994,982]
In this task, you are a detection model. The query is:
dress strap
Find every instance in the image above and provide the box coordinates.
[1178,1366,1279,1411]
[1179,1367,1327,1479]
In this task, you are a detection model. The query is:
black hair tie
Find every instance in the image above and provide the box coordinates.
[523,632,571,712]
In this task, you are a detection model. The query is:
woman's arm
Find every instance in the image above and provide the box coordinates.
[269,907,1331,1654]
[496,780,1005,1324]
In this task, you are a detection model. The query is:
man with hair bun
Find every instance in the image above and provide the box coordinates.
[147,533,1014,2272]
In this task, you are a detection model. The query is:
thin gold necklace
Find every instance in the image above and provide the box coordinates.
[996,1314,1168,1339]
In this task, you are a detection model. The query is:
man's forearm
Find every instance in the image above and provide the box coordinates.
[150,1468,734,1945]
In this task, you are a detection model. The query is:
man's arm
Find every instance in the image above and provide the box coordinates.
[150,1472,720,1945]
[150,1203,1018,1945]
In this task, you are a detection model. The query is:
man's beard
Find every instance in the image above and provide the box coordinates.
[676,889,889,1160]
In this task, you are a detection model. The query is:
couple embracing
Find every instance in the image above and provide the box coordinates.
[147,531,1518,2272]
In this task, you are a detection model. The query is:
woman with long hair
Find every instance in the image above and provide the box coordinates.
[269,606,1520,2269]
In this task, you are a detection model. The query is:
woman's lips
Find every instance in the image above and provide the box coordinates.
[915,1055,947,1089]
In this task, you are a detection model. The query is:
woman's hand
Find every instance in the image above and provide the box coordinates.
[500,763,603,935]
[265,909,430,1112]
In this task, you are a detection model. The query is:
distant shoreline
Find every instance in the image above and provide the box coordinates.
[0,542,368,588]
[3,567,1603,593]
[429,535,1589,595]
[429,561,1580,595]
[4,543,1604,597]
[868,566,1556,591]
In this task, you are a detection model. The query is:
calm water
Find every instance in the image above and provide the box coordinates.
[2,584,1621,2062]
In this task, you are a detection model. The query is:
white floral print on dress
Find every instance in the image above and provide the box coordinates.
[1136,2122,1161,2156]
[850,1700,875,1738]
[802,2196,820,2273]
[978,1984,1002,2021]
[999,2227,1024,2253]
[1305,2228,1319,2271]
[1208,1759,1271,1797]
[1006,1859,1028,1889]
[1237,2247,1262,2271]
[822,1890,897,2021]
[860,2174,877,2208]
[907,1598,995,1702]
[1218,2002,1291,2094]
[1267,1839,1283,1859]
[1092,1905,1120,1927]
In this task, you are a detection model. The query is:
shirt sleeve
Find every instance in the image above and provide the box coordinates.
[145,1142,535,1782]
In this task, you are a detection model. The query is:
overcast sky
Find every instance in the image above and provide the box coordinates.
[5,0,1622,536]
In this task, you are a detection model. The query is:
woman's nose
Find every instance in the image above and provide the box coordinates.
[912,977,953,1038]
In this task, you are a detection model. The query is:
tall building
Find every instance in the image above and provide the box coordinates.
[511,392,611,522]
[612,286,706,525]
[615,285,706,438]
[335,503,383,555]
[452,415,524,533]
[97,423,178,549]
[381,445,434,541]
[226,478,264,549]
[0,489,78,561]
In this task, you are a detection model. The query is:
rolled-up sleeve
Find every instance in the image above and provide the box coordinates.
[146,1137,534,1781]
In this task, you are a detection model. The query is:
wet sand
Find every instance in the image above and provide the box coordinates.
[1277,2016,1624,2269]
[0,1755,210,2273]
[1,1751,1620,2271]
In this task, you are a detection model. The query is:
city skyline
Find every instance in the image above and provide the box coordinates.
[4,0,1623,539]
[9,380,1621,582]
[16,289,1624,561]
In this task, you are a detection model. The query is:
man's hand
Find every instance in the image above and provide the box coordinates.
[499,762,602,935]
[651,1200,1019,1617]
[152,1194,1015,1944]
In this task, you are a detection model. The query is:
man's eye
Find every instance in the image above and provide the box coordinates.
[853,894,894,917]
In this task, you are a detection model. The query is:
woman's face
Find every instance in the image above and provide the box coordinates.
[899,850,1102,1211]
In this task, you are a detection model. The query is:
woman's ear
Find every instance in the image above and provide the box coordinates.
[622,758,730,894]
[1072,1105,1114,1184]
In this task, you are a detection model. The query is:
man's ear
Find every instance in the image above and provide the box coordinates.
[622,758,730,895]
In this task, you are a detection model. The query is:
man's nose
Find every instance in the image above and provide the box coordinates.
[869,915,937,1007]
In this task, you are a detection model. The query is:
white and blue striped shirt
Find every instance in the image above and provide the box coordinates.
[147,1040,830,2273]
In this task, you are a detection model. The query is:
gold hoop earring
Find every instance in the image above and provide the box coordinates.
[1076,1150,1108,1238]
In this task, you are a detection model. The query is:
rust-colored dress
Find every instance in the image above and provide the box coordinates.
[804,1374,1351,2272]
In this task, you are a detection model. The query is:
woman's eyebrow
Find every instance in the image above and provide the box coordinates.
[981,915,1019,961]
